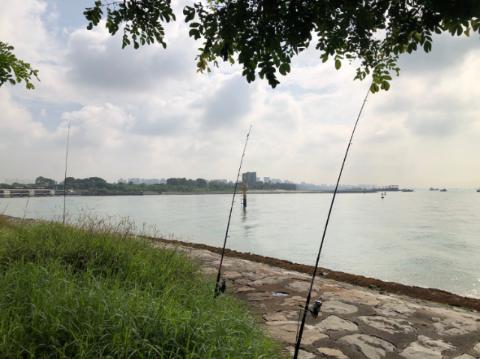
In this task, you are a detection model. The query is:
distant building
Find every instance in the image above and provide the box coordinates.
[122,178,166,185]
[263,177,271,183]
[242,172,257,187]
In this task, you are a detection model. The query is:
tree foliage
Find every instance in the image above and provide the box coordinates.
[84,0,175,49]
[84,0,480,92]
[0,42,39,89]
[35,176,57,188]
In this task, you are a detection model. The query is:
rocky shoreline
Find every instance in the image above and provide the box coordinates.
[151,237,480,359]
[147,236,480,313]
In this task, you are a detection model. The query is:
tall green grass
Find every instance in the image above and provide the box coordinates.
[0,217,281,358]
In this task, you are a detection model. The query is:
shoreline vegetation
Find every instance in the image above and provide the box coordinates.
[0,175,404,197]
[0,216,281,358]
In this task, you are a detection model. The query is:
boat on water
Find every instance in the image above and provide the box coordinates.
[401,189,414,192]
[429,187,439,191]
[477,189,480,193]
[440,188,447,192]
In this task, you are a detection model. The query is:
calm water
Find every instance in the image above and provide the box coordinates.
[1,191,479,298]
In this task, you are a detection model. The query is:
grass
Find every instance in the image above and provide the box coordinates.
[0,216,281,358]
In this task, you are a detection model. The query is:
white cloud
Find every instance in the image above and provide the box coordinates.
[0,0,54,63]
[0,89,65,180]
[201,75,254,130]
[62,103,135,148]
[1,0,480,187]
[66,24,196,95]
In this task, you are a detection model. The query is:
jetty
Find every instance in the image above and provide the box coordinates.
[0,188,56,197]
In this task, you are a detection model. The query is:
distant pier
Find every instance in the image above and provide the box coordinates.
[0,188,57,198]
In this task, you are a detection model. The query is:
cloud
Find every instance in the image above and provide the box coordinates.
[372,46,480,142]
[405,109,467,138]
[398,33,479,74]
[0,89,66,180]
[1,1,480,187]
[0,0,56,63]
[0,90,49,143]
[61,103,135,148]
[131,114,187,137]
[66,24,196,94]
[201,75,254,130]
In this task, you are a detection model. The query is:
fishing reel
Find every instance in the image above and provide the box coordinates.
[295,298,323,346]
[214,279,226,297]
[296,298,323,324]
[307,299,323,319]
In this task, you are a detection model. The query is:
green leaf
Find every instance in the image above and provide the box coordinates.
[184,7,195,22]
[0,41,39,89]
[335,59,341,70]
[370,83,379,93]
[189,29,201,40]
[380,81,390,91]
[279,63,290,75]
[423,41,432,52]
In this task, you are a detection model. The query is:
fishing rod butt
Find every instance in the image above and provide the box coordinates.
[293,297,323,358]
[214,278,226,298]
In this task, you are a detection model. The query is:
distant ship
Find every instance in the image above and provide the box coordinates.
[477,189,480,193]
[400,189,414,192]
[440,188,447,192]
[429,187,439,191]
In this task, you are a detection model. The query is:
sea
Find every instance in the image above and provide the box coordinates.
[1,190,479,298]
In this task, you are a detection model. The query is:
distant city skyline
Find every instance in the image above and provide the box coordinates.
[4,174,476,190]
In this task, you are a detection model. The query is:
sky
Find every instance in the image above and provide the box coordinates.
[1,0,479,187]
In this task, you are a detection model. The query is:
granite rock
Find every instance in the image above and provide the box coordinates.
[339,333,396,359]
[359,316,416,334]
[317,315,358,332]
[400,335,453,359]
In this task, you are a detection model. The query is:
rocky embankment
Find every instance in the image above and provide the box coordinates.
[153,239,480,359]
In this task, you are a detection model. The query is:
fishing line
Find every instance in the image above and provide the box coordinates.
[1,203,10,215]
[214,124,253,297]
[293,85,371,358]
[23,197,30,220]
[62,119,71,225]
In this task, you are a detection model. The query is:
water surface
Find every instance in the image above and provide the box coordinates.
[1,190,479,298]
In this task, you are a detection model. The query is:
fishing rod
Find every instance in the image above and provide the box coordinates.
[293,86,371,358]
[214,124,253,297]
[62,119,71,225]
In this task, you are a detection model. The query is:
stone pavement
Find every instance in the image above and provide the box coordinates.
[153,242,480,359]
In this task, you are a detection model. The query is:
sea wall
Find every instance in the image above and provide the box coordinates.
[152,237,480,359]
